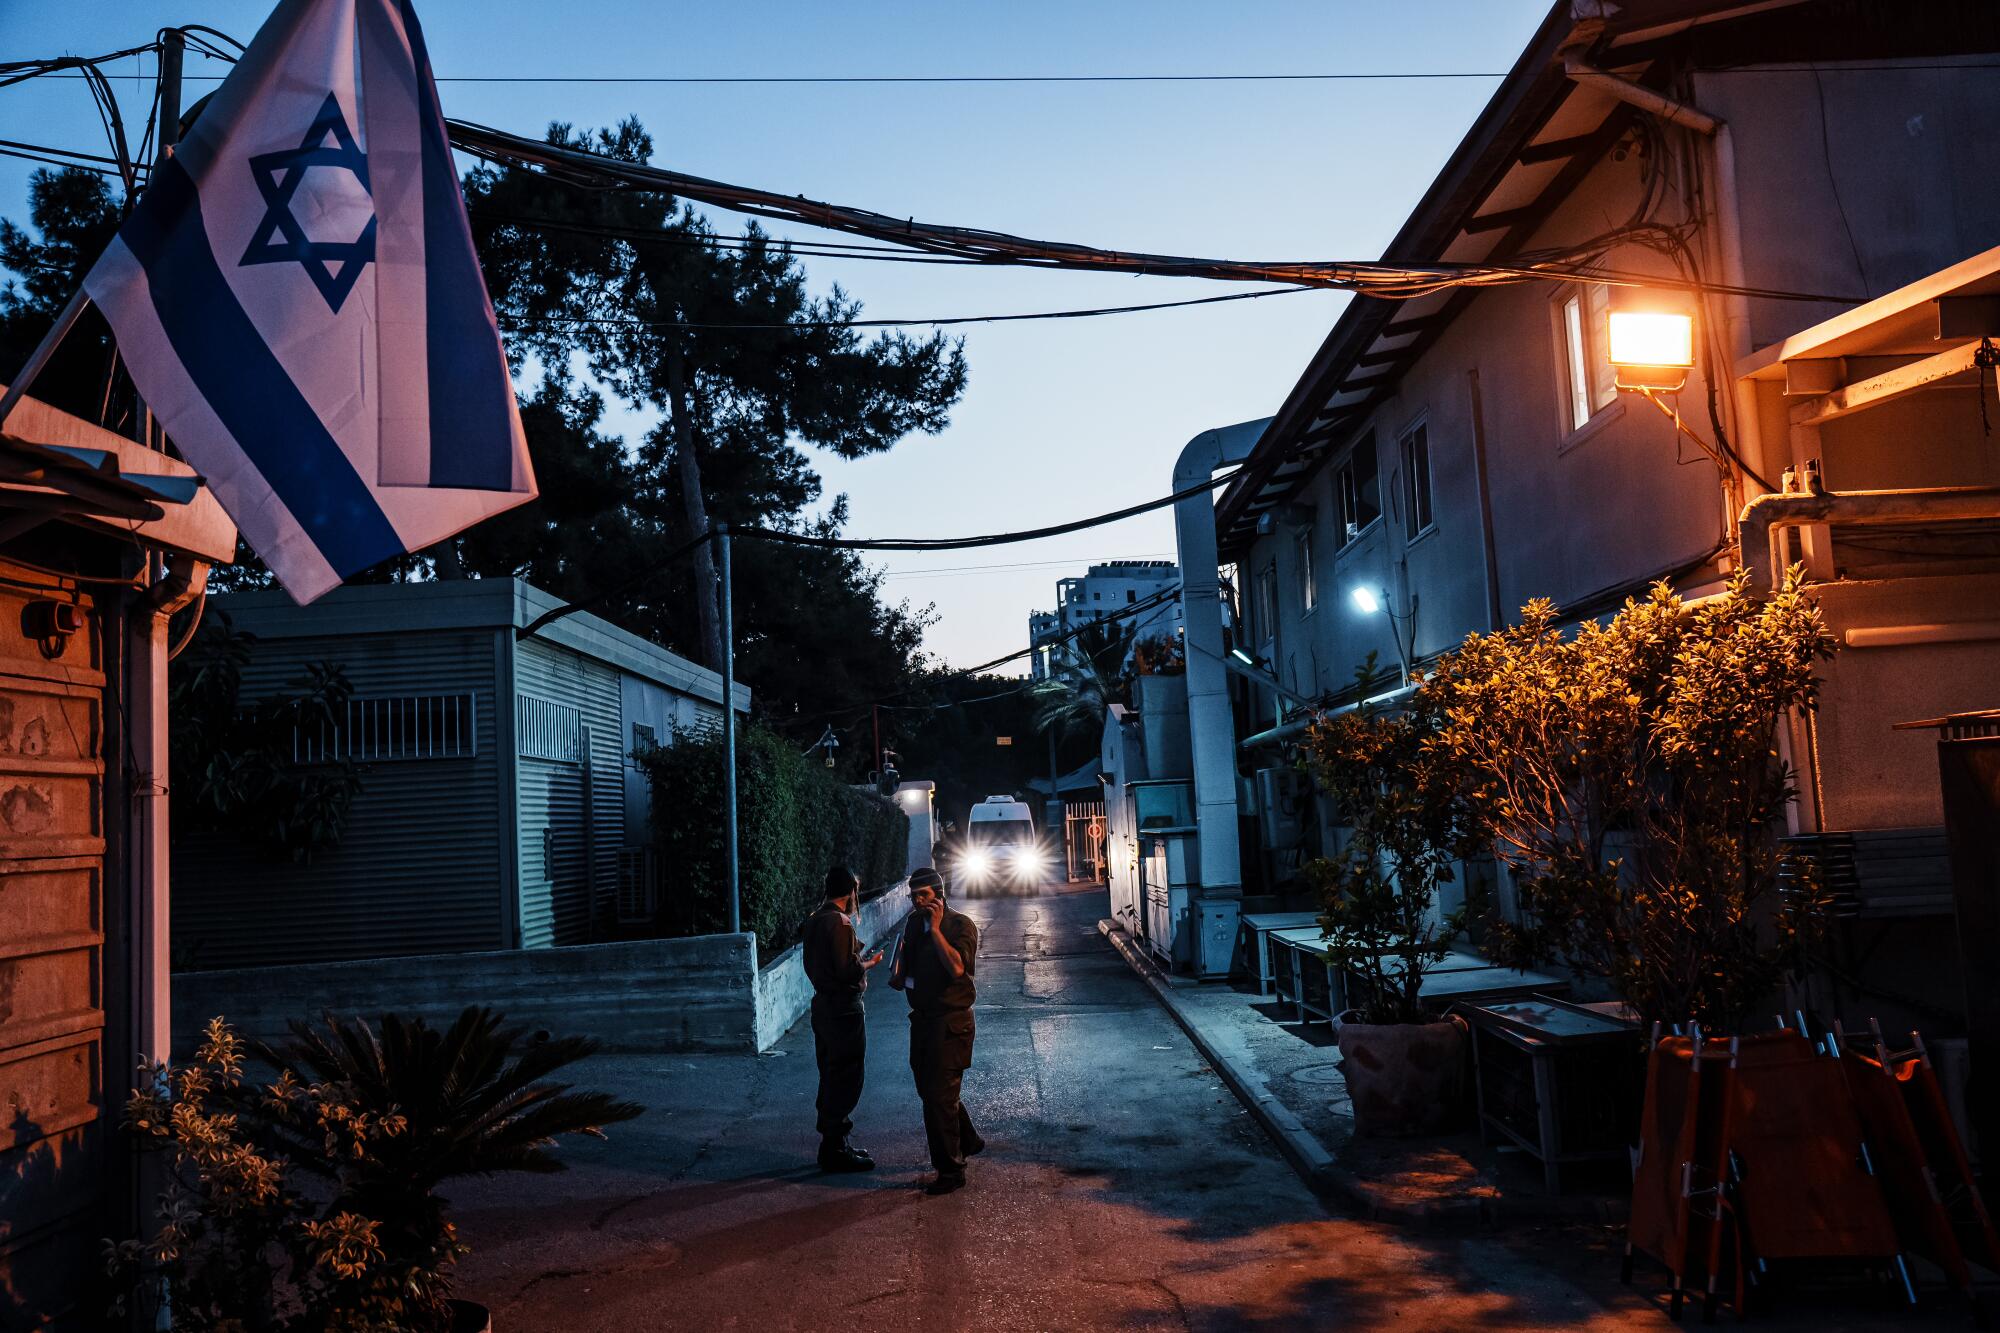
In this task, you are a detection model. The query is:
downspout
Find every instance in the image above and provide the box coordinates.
[131,553,207,1066]
[1740,482,2000,597]
[1562,57,1774,510]
[1172,418,1272,960]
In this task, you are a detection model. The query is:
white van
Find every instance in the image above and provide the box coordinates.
[958,795,1050,893]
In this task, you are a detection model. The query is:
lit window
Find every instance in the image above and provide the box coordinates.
[1559,284,1618,432]
[1400,422,1435,537]
[1296,528,1317,613]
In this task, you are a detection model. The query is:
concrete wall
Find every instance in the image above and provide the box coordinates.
[174,932,759,1056]
[752,878,913,1052]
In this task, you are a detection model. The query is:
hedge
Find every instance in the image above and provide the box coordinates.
[639,718,909,954]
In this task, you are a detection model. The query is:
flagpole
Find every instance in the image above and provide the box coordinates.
[718,523,740,937]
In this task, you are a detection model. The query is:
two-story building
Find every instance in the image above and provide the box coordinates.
[1136,0,2000,1001]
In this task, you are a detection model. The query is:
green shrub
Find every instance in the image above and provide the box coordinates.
[639,718,908,952]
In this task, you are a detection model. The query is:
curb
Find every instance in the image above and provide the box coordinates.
[1097,919,1627,1230]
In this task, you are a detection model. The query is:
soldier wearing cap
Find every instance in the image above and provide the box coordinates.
[802,864,883,1172]
[889,866,984,1194]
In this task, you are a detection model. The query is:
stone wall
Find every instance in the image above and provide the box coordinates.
[753,878,912,1051]
[174,932,758,1056]
[173,879,915,1057]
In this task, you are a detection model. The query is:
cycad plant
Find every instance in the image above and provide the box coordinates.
[251,1007,644,1328]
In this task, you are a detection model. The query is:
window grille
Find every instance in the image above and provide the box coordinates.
[631,722,658,759]
[518,695,584,763]
[295,693,477,763]
[616,847,660,923]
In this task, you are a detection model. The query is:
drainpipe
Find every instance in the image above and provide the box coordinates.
[1740,483,2000,597]
[131,553,207,1065]
[1562,57,1773,508]
[1172,418,1272,953]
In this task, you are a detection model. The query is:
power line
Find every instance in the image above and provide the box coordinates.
[498,285,1313,332]
[879,554,1176,579]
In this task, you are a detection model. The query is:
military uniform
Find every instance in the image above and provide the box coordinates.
[801,900,869,1154]
[898,905,983,1182]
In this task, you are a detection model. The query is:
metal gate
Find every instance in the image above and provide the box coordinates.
[1064,799,1105,884]
[0,573,114,1327]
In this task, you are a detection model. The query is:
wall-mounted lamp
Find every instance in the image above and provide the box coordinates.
[1347,584,1413,685]
[1607,307,1695,392]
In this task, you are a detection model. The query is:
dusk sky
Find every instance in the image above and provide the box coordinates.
[1,0,1547,670]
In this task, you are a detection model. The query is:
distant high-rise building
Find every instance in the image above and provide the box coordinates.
[1028,560,1181,682]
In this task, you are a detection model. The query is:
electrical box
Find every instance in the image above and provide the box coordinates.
[1255,765,1309,849]
[1196,898,1240,980]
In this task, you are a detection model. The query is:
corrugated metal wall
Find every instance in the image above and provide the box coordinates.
[514,638,623,948]
[172,629,506,968]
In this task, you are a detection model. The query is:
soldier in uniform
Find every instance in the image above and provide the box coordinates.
[889,867,984,1195]
[802,865,883,1172]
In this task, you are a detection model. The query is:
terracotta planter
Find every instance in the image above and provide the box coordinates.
[1337,1017,1468,1137]
[452,1300,492,1333]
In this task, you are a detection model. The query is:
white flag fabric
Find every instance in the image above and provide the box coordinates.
[84,0,536,603]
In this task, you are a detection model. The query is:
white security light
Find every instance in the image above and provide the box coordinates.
[1350,586,1382,615]
[1608,308,1695,391]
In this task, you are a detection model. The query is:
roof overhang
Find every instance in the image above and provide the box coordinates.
[0,387,237,563]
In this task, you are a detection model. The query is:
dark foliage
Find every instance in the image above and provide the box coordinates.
[639,718,908,952]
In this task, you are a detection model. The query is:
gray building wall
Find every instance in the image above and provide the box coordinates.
[514,637,624,949]
[172,625,507,969]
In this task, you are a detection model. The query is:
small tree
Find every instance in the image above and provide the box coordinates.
[1426,569,1834,1029]
[1299,660,1481,1025]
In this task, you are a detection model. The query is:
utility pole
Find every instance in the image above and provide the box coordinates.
[718,524,739,935]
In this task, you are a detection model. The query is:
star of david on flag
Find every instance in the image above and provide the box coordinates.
[82,0,537,603]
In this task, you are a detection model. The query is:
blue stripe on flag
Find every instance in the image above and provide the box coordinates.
[120,157,409,579]
[401,0,516,491]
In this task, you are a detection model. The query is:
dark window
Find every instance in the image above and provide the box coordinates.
[1334,436,1381,548]
[1401,423,1434,537]
[1126,589,1137,604]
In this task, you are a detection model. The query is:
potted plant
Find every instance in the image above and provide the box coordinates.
[1423,570,1834,1031]
[110,1008,642,1330]
[1300,660,1481,1136]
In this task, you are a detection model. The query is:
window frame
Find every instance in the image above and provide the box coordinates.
[1398,417,1436,542]
[1295,525,1318,616]
[1252,562,1279,647]
[1331,432,1382,553]
[1553,281,1621,441]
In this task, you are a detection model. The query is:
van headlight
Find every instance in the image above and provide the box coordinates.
[962,848,991,878]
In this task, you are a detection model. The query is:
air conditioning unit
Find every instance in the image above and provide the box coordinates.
[616,847,660,923]
[1255,766,1310,850]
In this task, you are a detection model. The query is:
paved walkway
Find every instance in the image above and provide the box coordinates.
[448,886,1966,1329]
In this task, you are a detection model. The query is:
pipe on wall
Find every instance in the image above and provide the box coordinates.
[1739,484,2000,596]
[1171,418,1272,905]
[1561,57,1775,509]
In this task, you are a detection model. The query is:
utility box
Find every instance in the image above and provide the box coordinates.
[1196,898,1240,980]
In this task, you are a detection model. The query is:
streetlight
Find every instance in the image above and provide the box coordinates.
[1607,306,1696,392]
[1349,583,1412,684]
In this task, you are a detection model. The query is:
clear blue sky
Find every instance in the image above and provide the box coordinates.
[0,0,1548,670]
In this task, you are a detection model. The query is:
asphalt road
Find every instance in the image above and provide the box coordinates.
[449,887,1941,1331]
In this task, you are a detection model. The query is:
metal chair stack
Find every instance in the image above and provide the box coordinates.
[1624,1015,1992,1321]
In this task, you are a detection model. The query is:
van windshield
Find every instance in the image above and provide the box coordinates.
[969,820,1034,846]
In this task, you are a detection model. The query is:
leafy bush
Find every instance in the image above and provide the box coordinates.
[639,718,908,951]
[110,1010,639,1331]
[1299,659,1481,1025]
[170,613,363,862]
[1424,570,1834,1029]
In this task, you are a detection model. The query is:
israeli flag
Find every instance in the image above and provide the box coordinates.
[84,0,536,603]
